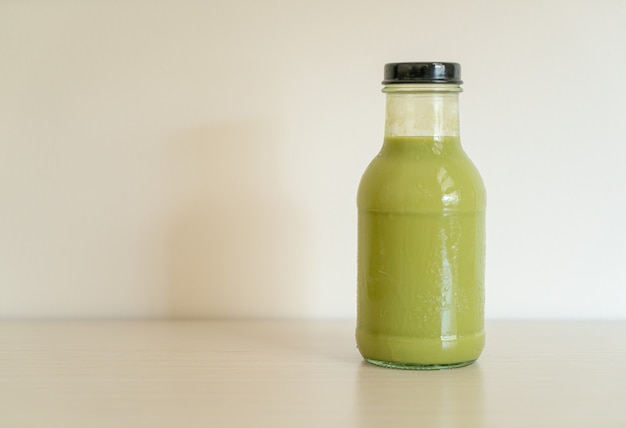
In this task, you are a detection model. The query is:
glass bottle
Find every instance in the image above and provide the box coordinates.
[356,62,486,369]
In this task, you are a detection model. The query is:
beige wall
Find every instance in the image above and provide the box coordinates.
[1,0,625,318]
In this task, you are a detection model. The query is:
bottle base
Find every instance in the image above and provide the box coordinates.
[365,358,476,370]
[356,328,485,368]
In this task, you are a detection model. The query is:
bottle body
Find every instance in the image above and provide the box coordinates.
[356,68,486,369]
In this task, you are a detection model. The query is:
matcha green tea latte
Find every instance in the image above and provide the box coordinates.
[356,63,486,369]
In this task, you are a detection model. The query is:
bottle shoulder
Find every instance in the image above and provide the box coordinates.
[357,138,486,213]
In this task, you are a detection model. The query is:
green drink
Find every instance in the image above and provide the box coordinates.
[356,63,486,369]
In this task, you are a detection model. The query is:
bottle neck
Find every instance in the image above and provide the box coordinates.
[383,84,462,138]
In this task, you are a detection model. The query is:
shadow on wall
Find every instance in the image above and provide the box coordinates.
[168,122,311,318]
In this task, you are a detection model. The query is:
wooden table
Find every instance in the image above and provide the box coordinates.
[1,321,625,427]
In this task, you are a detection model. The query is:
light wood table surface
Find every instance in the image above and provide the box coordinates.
[1,320,625,427]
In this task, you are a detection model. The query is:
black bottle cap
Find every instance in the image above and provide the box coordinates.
[382,62,462,85]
